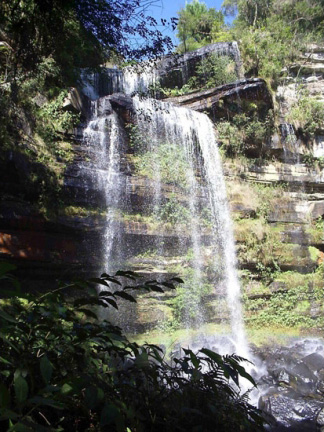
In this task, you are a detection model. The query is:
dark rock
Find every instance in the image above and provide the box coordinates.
[260,393,323,428]
[316,407,324,430]
[167,78,273,119]
[63,87,91,117]
[92,96,113,117]
[269,281,288,294]
[108,93,134,121]
[157,42,244,89]
[302,353,324,373]
[317,370,324,394]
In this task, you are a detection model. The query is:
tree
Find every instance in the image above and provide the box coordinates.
[176,0,225,53]
[222,0,273,28]
[0,0,174,85]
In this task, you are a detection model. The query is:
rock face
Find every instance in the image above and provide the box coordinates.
[81,42,244,99]
[156,41,244,88]
[276,43,324,159]
[1,42,323,334]
[167,78,273,119]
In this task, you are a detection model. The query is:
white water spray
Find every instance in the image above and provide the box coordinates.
[132,96,250,358]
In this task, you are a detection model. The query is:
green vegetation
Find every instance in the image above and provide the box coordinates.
[222,0,324,86]
[152,53,237,98]
[189,54,237,89]
[134,143,192,190]
[0,0,173,213]
[0,263,264,431]
[176,0,324,87]
[176,0,230,53]
[287,95,324,138]
[218,110,275,157]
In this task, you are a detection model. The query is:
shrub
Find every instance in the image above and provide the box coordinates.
[288,96,324,138]
[189,54,237,90]
[0,262,265,431]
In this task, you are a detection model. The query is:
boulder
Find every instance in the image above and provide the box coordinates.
[63,87,90,117]
[302,353,324,373]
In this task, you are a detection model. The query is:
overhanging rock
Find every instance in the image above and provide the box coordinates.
[167,78,273,119]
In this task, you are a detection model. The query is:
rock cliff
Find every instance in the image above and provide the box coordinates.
[0,42,323,336]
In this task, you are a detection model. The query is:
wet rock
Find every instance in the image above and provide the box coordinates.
[63,87,90,117]
[92,96,113,117]
[302,353,324,373]
[316,407,324,431]
[260,393,322,428]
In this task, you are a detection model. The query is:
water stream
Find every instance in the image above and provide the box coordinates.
[80,59,250,361]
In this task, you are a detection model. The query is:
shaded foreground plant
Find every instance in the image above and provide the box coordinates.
[0,262,265,431]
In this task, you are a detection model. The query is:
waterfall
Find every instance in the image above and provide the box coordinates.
[82,99,124,271]
[79,48,250,359]
[80,42,243,100]
[280,123,300,164]
[132,96,249,358]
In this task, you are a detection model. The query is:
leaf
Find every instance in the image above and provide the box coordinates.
[134,351,149,368]
[0,262,16,278]
[28,396,64,409]
[200,348,223,365]
[115,270,138,280]
[78,308,98,319]
[14,376,28,404]
[0,383,10,408]
[61,383,73,395]
[88,278,109,287]
[0,408,19,421]
[0,334,20,353]
[0,356,12,365]
[103,298,118,309]
[99,290,114,297]
[232,363,256,387]
[114,291,136,303]
[170,277,184,284]
[0,309,17,323]
[101,274,122,285]
[40,356,53,384]
[147,285,164,293]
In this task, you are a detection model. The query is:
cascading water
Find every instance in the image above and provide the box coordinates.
[280,123,300,164]
[82,99,124,271]
[132,96,249,358]
[79,47,250,361]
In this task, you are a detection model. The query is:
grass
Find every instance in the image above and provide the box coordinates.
[129,322,321,354]
[246,326,303,347]
[128,322,231,358]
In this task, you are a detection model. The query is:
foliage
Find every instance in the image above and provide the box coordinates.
[154,194,191,226]
[287,96,324,138]
[218,110,275,156]
[0,0,173,81]
[222,0,324,87]
[245,281,321,329]
[176,0,227,53]
[153,53,237,98]
[235,26,297,86]
[222,0,273,28]
[188,54,237,89]
[134,143,192,190]
[167,267,214,327]
[36,90,80,142]
[0,262,264,431]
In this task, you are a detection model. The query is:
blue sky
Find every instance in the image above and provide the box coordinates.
[145,0,233,46]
